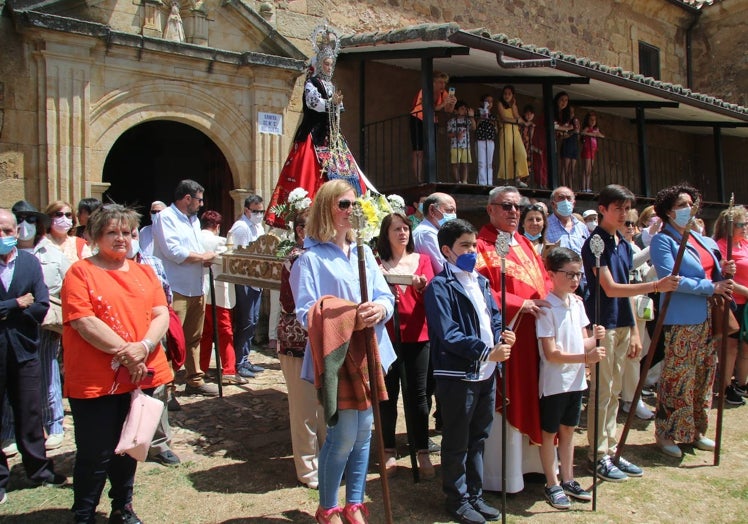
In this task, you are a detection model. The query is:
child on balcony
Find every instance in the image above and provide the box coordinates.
[447,101,476,184]
[581,112,605,194]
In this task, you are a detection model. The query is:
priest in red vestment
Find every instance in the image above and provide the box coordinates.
[476,186,552,493]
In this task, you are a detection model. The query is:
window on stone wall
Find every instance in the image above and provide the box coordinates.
[639,41,660,80]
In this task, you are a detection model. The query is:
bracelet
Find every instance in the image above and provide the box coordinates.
[652,280,659,294]
[142,338,156,354]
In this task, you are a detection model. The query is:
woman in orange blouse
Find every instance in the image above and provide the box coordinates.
[61,204,171,524]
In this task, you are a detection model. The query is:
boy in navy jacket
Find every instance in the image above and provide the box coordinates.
[424,219,515,524]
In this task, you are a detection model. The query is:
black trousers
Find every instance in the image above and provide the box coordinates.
[380,342,430,450]
[0,349,55,492]
[69,393,137,522]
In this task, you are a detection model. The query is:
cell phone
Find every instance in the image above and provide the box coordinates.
[448,87,456,96]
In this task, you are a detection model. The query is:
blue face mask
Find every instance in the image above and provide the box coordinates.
[524,232,542,241]
[0,236,18,255]
[417,203,424,215]
[555,199,574,217]
[673,207,691,228]
[455,252,477,273]
[438,212,457,227]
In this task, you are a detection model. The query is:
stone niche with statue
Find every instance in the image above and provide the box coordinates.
[217,233,284,290]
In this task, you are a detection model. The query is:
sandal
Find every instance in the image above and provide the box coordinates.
[342,502,369,524]
[315,506,343,524]
[383,448,398,477]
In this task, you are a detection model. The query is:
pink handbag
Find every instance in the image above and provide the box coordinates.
[115,388,164,461]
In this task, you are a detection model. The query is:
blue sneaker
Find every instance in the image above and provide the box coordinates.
[591,455,628,482]
[237,365,256,378]
[614,456,643,477]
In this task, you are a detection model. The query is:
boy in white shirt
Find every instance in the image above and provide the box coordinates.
[536,247,605,509]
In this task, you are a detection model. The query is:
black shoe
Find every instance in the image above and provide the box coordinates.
[733,381,748,397]
[184,383,219,397]
[109,504,142,524]
[725,385,746,406]
[450,501,486,524]
[150,450,181,467]
[167,396,182,412]
[471,497,500,521]
[428,438,441,453]
[40,473,67,487]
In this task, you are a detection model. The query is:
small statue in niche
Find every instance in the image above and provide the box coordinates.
[163,2,185,42]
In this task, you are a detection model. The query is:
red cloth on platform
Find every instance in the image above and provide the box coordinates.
[476,225,552,445]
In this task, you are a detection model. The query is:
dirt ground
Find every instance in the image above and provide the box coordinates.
[1,345,747,523]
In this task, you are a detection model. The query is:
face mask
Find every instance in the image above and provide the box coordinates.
[52,216,73,233]
[127,239,140,259]
[555,199,574,217]
[0,236,18,255]
[151,212,159,221]
[673,207,691,228]
[454,252,477,273]
[524,232,541,242]
[250,213,264,225]
[586,220,598,232]
[18,220,36,241]
[417,203,424,215]
[438,212,457,227]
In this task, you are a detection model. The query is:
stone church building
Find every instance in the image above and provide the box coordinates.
[0,0,746,217]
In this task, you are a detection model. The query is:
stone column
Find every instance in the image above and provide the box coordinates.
[183,8,209,46]
[142,0,165,38]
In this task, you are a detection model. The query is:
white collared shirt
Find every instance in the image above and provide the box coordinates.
[447,261,497,381]
[153,203,205,297]
[228,214,264,248]
[0,248,18,291]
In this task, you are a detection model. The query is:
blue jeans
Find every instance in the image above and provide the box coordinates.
[318,408,373,509]
[233,285,262,367]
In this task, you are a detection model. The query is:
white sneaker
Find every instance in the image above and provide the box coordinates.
[45,433,64,450]
[1,440,17,457]
[635,400,655,420]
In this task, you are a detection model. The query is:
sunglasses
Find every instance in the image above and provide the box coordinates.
[737,222,748,228]
[625,221,636,227]
[16,214,38,224]
[251,209,266,215]
[337,199,354,210]
[53,211,73,219]
[491,202,521,212]
[150,209,162,214]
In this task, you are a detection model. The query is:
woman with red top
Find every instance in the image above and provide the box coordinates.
[714,206,748,405]
[62,204,172,524]
[376,212,435,479]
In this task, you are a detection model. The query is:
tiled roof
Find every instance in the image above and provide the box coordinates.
[341,23,747,117]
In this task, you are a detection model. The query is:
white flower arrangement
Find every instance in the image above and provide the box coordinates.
[386,194,406,214]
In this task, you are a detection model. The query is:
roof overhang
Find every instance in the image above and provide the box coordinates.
[340,24,748,138]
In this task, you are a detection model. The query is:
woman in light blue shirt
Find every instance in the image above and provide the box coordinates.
[291,180,395,524]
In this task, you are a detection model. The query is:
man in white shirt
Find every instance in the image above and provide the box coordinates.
[228,195,266,378]
[413,192,457,276]
[139,201,167,257]
[153,180,217,396]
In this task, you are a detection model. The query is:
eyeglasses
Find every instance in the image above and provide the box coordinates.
[190,195,204,203]
[16,214,38,224]
[337,199,354,210]
[736,222,748,228]
[526,204,546,213]
[150,209,162,214]
[625,221,636,227]
[53,211,73,219]
[251,210,265,215]
[491,202,521,212]
[557,270,584,280]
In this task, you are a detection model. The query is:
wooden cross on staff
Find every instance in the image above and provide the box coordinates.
[494,231,510,524]
[350,202,394,524]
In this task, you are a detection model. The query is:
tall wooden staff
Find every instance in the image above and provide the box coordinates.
[494,231,510,524]
[351,203,393,524]
[714,193,735,466]
[616,199,701,460]
[589,234,604,511]
[208,265,224,398]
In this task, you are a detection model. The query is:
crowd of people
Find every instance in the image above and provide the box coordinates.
[410,72,605,193]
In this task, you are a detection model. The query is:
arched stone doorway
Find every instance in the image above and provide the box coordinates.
[102,121,236,229]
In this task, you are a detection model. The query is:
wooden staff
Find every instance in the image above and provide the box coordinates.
[616,198,701,461]
[714,193,735,466]
[494,231,510,524]
[589,233,604,511]
[383,276,420,482]
[351,203,393,524]
[208,265,224,398]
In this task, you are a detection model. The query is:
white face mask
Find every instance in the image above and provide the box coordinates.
[127,238,140,259]
[18,220,37,241]
[249,213,264,225]
[586,220,598,232]
[52,216,73,233]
